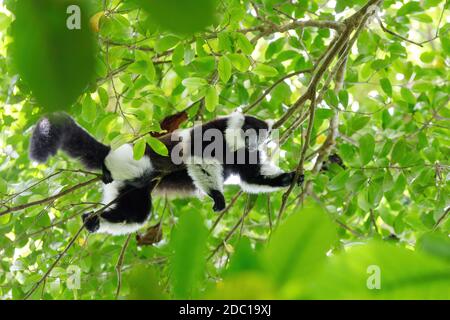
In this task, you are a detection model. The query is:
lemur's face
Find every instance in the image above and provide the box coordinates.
[242,116,274,151]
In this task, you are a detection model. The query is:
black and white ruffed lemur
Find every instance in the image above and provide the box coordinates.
[29,112,303,235]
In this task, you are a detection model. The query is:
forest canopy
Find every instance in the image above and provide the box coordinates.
[0,0,449,299]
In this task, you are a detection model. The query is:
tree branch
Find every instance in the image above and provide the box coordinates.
[115,234,132,299]
[0,177,101,217]
[243,68,312,113]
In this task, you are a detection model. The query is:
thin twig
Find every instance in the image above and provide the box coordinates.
[243,68,312,113]
[369,209,379,235]
[23,224,85,300]
[433,207,450,230]
[115,234,132,299]
[208,195,254,260]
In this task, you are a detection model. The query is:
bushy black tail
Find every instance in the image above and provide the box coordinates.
[29,113,111,170]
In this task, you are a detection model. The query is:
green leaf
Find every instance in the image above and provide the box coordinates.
[98,87,109,107]
[391,139,407,164]
[253,64,278,77]
[133,138,147,160]
[235,33,254,55]
[348,116,370,135]
[218,32,232,52]
[218,56,232,83]
[357,188,371,211]
[228,54,250,72]
[81,95,96,122]
[359,133,375,165]
[0,12,11,31]
[346,172,367,191]
[145,60,156,82]
[182,77,208,89]
[146,136,169,156]
[0,177,7,194]
[205,86,219,112]
[400,87,416,104]
[329,170,350,191]
[392,173,407,197]
[370,59,389,71]
[420,52,435,63]
[338,90,349,108]
[383,170,394,191]
[148,94,169,108]
[423,0,442,8]
[379,78,392,97]
[325,89,339,108]
[398,2,423,16]
[110,133,134,150]
[368,178,383,208]
[170,211,208,299]
[155,35,180,53]
[11,0,96,111]
[305,241,450,299]
[263,203,337,286]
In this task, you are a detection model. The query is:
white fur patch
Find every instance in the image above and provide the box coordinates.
[105,144,153,181]
[101,181,123,209]
[39,118,51,136]
[96,219,145,236]
[186,156,224,193]
[266,119,275,132]
[225,112,245,151]
[259,151,283,176]
[239,181,284,193]
[260,162,283,176]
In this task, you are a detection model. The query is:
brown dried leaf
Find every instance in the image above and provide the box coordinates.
[151,111,188,137]
[136,223,163,246]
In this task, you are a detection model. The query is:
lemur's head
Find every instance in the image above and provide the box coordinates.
[225,112,274,151]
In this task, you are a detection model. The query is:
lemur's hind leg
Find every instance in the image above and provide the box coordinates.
[82,180,155,235]
[186,157,225,212]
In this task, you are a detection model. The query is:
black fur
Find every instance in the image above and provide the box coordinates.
[30,112,110,170]
[82,182,154,233]
[154,170,197,195]
[208,190,226,212]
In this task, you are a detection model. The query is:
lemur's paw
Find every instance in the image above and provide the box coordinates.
[101,163,113,184]
[213,200,226,212]
[281,172,305,186]
[102,175,113,184]
[279,172,295,186]
[82,213,100,233]
[209,190,226,212]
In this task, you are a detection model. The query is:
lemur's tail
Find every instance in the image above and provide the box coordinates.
[29,112,110,170]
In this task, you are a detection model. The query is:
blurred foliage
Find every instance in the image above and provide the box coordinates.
[11,0,96,111]
[0,0,449,300]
